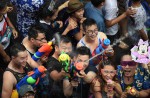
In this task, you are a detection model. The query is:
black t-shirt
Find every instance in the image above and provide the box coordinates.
[36,56,65,98]
[72,66,98,98]
[46,56,62,73]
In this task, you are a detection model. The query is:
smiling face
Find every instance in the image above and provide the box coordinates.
[121,55,137,77]
[73,8,84,20]
[75,54,89,70]
[12,50,28,67]
[85,24,98,41]
[101,65,116,82]
[31,33,47,47]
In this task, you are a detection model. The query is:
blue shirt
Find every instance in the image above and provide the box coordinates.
[84,2,106,33]
[117,65,150,91]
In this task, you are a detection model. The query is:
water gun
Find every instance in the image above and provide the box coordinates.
[70,62,84,79]
[126,86,136,95]
[90,38,110,65]
[58,52,70,73]
[32,42,53,61]
[92,38,110,56]
[11,89,18,98]
[107,79,114,98]
[16,66,46,92]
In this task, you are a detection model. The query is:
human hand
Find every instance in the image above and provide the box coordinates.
[56,21,63,28]
[67,18,77,31]
[121,91,128,98]
[80,17,86,24]
[61,68,70,77]
[70,80,79,87]
[12,29,18,39]
[7,6,13,12]
[126,87,139,97]
[76,70,86,78]
[126,7,137,17]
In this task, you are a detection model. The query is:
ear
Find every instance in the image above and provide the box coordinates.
[11,56,15,59]
[55,45,59,52]
[30,38,35,43]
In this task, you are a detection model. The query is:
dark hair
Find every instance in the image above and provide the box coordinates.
[10,43,26,57]
[38,2,56,20]
[98,59,117,91]
[132,0,141,2]
[82,18,97,31]
[0,0,7,10]
[28,25,46,40]
[55,35,72,46]
[76,46,91,58]
[91,0,105,7]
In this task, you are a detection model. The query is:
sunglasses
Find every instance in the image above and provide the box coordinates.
[120,61,136,66]
[101,69,116,76]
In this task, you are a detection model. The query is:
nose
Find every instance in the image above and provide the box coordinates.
[42,39,47,43]
[125,65,129,68]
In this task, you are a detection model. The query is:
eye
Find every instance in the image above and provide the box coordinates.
[104,70,109,73]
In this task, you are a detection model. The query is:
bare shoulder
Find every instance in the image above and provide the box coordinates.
[3,71,17,84]
[77,42,82,48]
[98,32,107,40]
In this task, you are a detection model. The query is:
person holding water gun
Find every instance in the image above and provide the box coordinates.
[63,46,98,98]
[2,43,37,98]
[77,18,114,68]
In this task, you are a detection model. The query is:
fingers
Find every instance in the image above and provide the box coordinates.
[12,30,18,39]
[121,92,128,98]
[7,7,13,12]
[56,21,63,28]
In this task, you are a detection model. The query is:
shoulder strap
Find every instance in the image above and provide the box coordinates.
[5,68,20,83]
[3,15,9,26]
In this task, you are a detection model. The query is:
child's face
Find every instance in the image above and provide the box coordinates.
[0,6,7,15]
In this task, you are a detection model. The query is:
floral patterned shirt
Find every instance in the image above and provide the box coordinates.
[117,65,150,91]
[10,0,45,37]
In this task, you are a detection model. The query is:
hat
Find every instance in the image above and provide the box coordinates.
[18,85,34,96]
[67,0,84,14]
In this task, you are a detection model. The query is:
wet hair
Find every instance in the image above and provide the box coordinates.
[28,25,46,40]
[75,46,91,58]
[38,2,56,20]
[0,0,7,10]
[10,43,26,57]
[82,18,97,31]
[91,0,105,7]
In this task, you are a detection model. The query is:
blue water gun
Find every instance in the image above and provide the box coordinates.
[16,66,46,92]
[90,39,110,65]
[32,42,53,61]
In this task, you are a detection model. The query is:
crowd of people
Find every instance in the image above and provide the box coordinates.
[0,0,150,98]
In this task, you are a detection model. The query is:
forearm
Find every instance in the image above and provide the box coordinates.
[62,28,69,35]
[114,83,122,96]
[0,44,7,57]
[138,89,149,97]
[63,79,73,97]
[138,29,148,41]
[7,17,16,29]
[106,12,127,27]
